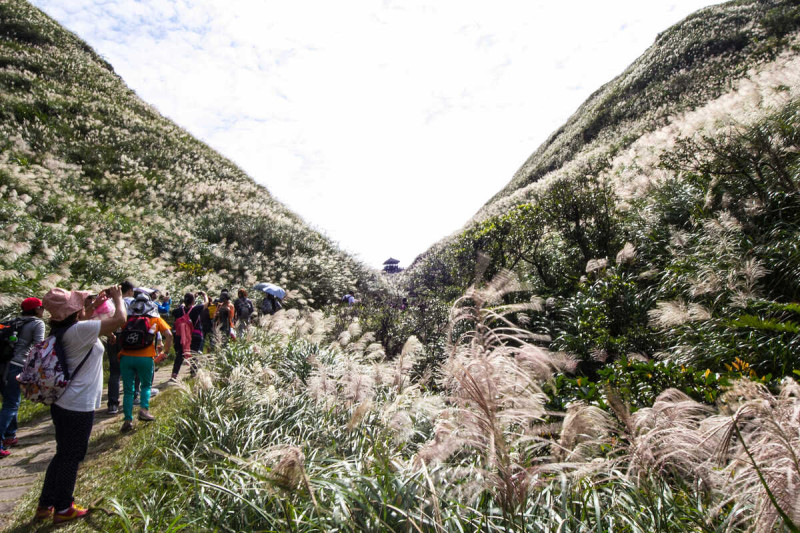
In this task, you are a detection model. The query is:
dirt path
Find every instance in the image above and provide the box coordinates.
[0,364,174,530]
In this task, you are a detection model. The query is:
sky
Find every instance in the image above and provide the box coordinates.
[32,0,724,269]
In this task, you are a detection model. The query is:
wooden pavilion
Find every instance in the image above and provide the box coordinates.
[382,258,402,274]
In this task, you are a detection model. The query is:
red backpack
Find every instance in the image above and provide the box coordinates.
[174,306,195,357]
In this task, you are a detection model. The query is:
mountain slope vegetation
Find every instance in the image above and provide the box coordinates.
[0,0,381,313]
[2,1,800,532]
[486,0,800,213]
[402,0,800,381]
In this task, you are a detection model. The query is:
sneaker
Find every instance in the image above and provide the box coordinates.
[150,388,160,397]
[34,506,54,520]
[120,420,134,433]
[2,437,18,447]
[53,503,89,524]
[107,405,119,415]
[133,395,140,406]
[138,409,155,422]
[0,449,9,458]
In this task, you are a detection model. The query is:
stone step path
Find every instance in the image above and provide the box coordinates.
[0,363,174,531]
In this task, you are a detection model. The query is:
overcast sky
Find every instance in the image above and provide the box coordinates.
[32,0,723,269]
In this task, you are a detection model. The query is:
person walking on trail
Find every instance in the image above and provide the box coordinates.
[260,292,283,316]
[121,280,135,311]
[214,291,235,344]
[234,288,255,338]
[0,297,45,458]
[198,292,214,351]
[104,280,134,415]
[118,293,172,432]
[36,286,126,524]
[170,292,206,381]
[155,290,172,318]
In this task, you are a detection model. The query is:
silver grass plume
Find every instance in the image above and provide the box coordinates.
[629,389,717,484]
[628,380,800,532]
[393,336,423,391]
[556,402,619,462]
[418,269,572,514]
[713,379,800,533]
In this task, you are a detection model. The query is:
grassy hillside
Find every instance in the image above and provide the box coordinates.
[0,0,382,312]
[399,0,800,378]
[485,0,800,214]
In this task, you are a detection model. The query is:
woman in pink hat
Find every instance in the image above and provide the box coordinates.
[0,297,45,458]
[35,286,126,525]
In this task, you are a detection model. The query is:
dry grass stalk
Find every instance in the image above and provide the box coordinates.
[417,270,573,514]
[627,379,800,532]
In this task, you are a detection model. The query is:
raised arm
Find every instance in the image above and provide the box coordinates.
[99,286,127,337]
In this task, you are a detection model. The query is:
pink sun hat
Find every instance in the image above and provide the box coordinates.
[43,288,91,322]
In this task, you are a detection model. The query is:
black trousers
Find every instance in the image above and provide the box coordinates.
[39,404,94,510]
[105,339,121,407]
[171,334,203,377]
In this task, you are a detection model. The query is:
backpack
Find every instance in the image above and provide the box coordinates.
[16,327,92,405]
[119,316,156,350]
[0,318,30,364]
[235,298,253,321]
[174,306,194,356]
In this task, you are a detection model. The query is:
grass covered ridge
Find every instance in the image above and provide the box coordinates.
[0,0,382,314]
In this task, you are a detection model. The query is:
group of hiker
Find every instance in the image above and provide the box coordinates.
[0,281,282,524]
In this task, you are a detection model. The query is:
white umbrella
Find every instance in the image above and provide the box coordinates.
[253,282,286,299]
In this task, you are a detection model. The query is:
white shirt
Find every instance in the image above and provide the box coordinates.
[55,320,104,412]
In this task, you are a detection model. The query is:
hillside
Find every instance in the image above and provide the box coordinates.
[0,0,382,312]
[407,0,800,294]
[400,0,800,377]
[482,0,800,216]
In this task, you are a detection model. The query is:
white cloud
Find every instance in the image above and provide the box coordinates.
[32,0,724,268]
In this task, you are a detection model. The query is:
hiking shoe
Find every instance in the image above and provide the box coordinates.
[2,437,18,447]
[107,405,119,415]
[138,409,155,422]
[120,420,134,433]
[53,503,89,524]
[133,395,140,406]
[0,449,9,458]
[34,506,53,520]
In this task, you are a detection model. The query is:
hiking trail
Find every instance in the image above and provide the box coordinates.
[0,364,174,530]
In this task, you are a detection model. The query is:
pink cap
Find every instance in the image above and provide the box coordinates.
[42,288,91,322]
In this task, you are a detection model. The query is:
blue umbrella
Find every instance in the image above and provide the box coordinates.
[253,282,286,299]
